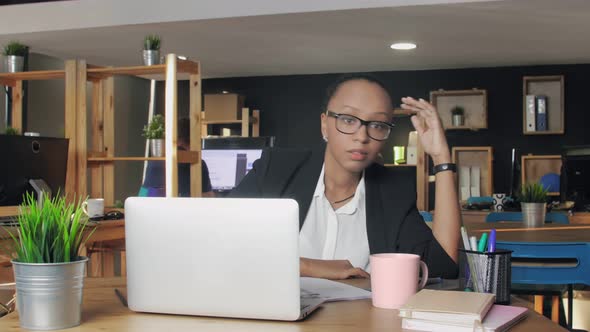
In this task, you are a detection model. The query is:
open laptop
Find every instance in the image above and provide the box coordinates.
[124,197,324,321]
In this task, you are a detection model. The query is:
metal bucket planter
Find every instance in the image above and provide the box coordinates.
[522,202,546,228]
[150,139,165,157]
[5,55,24,73]
[142,50,160,66]
[452,114,464,127]
[12,257,88,330]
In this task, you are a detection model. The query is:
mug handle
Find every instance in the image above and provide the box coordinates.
[418,261,429,290]
[81,201,88,215]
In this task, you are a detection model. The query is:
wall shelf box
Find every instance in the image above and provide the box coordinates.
[201,108,260,137]
[522,75,564,135]
[452,147,494,200]
[521,154,562,197]
[430,89,488,131]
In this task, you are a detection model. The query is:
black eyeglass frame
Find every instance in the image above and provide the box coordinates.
[326,110,395,141]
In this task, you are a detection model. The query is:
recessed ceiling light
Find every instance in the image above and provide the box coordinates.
[222,90,229,94]
[390,42,417,50]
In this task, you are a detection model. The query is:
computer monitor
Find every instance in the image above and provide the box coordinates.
[508,148,521,199]
[0,135,69,206]
[201,137,274,192]
[561,146,590,211]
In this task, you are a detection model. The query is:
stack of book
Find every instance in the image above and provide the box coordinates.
[399,290,528,332]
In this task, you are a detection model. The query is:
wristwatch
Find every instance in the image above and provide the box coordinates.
[433,163,457,175]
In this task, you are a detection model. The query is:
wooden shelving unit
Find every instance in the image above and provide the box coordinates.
[452,146,494,200]
[521,154,562,196]
[87,150,200,164]
[430,89,487,131]
[1,55,203,206]
[201,108,260,137]
[385,109,429,210]
[0,69,66,147]
[85,55,202,203]
[522,75,564,135]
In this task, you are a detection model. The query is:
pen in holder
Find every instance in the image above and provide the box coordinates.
[459,249,512,304]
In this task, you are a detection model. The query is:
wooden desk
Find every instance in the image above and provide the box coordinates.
[466,223,590,243]
[461,210,590,225]
[0,277,567,331]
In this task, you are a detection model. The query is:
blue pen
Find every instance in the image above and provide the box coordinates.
[477,233,488,252]
[488,229,496,252]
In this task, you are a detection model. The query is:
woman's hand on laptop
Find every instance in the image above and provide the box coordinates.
[300,258,370,280]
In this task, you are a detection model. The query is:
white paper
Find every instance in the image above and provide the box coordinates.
[300,277,371,302]
[459,166,471,200]
[407,146,417,165]
[471,166,481,197]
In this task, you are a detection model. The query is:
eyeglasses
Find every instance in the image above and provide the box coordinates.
[326,110,394,141]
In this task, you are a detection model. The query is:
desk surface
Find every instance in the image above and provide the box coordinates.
[0,277,567,332]
[461,210,590,225]
[466,223,590,243]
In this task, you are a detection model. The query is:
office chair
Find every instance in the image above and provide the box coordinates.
[485,212,569,224]
[497,242,590,330]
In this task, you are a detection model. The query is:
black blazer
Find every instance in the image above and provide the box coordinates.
[230,147,458,278]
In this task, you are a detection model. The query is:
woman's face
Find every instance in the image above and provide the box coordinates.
[321,79,393,173]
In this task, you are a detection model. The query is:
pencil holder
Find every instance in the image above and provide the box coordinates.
[459,249,512,304]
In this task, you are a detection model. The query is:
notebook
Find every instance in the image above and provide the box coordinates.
[398,289,495,325]
[401,304,529,332]
[300,277,371,302]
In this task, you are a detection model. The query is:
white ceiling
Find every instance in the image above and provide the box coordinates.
[0,0,589,78]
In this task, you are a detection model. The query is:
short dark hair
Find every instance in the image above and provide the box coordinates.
[322,73,392,112]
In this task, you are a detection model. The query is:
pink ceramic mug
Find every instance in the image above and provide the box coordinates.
[370,253,428,309]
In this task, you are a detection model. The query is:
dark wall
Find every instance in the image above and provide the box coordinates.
[160,63,590,195]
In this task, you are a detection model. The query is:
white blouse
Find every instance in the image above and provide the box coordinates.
[298,164,370,271]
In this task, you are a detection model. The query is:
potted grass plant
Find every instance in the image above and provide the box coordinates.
[6,193,94,330]
[3,41,28,73]
[4,126,19,135]
[451,106,465,127]
[518,182,548,227]
[142,114,165,157]
[143,34,161,66]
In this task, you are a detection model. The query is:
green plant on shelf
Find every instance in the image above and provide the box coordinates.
[4,126,19,135]
[3,41,28,56]
[451,106,465,116]
[142,114,165,139]
[143,35,161,51]
[518,182,548,203]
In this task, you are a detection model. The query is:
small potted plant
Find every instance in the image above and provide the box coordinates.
[143,114,165,157]
[4,126,19,135]
[451,106,465,127]
[6,193,94,330]
[3,41,28,73]
[518,182,548,227]
[143,34,161,66]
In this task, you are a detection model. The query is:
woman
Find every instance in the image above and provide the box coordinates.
[230,74,460,279]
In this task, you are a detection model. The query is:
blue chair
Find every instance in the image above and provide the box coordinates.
[485,212,569,224]
[496,241,590,329]
[419,211,433,222]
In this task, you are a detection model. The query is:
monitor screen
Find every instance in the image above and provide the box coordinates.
[562,146,590,211]
[202,149,263,191]
[0,135,69,206]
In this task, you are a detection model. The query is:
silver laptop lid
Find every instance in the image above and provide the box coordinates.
[125,197,301,321]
